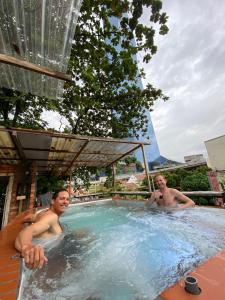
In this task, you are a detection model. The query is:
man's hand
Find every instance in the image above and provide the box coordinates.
[22,213,36,224]
[145,192,157,207]
[21,244,48,269]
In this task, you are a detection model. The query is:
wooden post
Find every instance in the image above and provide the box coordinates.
[1,175,14,228]
[29,163,37,209]
[141,144,151,194]
[68,174,72,199]
[112,164,116,191]
[150,175,155,192]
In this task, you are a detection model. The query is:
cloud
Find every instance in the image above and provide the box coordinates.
[141,0,225,161]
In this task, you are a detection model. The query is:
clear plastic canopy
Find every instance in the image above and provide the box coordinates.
[0,0,82,99]
[0,127,150,176]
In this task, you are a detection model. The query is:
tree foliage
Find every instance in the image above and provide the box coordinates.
[124,156,137,165]
[56,0,169,138]
[1,1,169,139]
[72,166,93,189]
[36,175,65,195]
[180,173,210,191]
[0,88,49,128]
[158,166,211,190]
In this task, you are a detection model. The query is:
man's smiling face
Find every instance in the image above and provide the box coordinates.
[52,191,70,214]
[155,175,167,189]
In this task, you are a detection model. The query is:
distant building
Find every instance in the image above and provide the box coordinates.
[184,154,206,165]
[205,135,225,171]
[99,176,107,183]
[108,16,161,167]
[127,175,138,184]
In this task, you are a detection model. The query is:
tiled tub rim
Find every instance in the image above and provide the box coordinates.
[0,210,30,300]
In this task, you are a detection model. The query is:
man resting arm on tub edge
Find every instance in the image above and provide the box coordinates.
[15,189,70,270]
[145,174,195,209]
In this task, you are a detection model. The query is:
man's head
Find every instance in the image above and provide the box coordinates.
[155,174,167,189]
[51,189,70,215]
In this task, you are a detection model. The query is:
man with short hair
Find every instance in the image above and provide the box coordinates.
[15,189,70,269]
[145,174,195,209]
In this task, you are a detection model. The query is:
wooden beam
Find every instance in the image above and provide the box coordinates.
[150,175,155,192]
[0,127,151,145]
[10,131,26,160]
[111,191,151,196]
[183,191,225,198]
[0,53,72,82]
[141,144,151,193]
[112,164,116,191]
[0,146,16,150]
[0,157,20,160]
[29,159,112,163]
[37,161,110,168]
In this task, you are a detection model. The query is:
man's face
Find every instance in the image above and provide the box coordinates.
[155,176,167,189]
[52,191,70,214]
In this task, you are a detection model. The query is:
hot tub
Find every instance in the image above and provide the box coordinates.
[18,200,225,300]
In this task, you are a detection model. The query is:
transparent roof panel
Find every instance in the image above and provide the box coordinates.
[0,128,150,175]
[0,0,82,98]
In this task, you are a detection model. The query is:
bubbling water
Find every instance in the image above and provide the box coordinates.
[19,201,225,300]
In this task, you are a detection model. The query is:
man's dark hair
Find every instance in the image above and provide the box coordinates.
[52,189,68,200]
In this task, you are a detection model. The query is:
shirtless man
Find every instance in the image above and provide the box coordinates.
[15,189,70,270]
[145,174,195,209]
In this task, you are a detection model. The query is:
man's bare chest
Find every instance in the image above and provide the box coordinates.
[156,191,176,206]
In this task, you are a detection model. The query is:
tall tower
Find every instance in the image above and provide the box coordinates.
[109,17,161,165]
[134,77,161,164]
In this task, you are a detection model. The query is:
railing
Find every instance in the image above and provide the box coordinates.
[110,191,225,201]
[71,193,110,203]
[183,191,225,198]
[69,190,225,203]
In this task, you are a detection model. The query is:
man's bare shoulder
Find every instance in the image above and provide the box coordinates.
[169,188,180,195]
[36,210,58,224]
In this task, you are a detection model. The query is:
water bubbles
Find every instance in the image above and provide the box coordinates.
[20,202,225,300]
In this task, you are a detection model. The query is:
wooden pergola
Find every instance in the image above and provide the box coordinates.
[0,127,153,196]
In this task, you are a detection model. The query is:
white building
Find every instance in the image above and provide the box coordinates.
[205,135,225,171]
[184,154,206,165]
[127,175,138,184]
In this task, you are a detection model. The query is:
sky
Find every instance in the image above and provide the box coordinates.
[140,0,225,162]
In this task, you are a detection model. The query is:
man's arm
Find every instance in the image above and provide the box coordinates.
[15,214,56,269]
[145,192,157,207]
[172,189,195,208]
